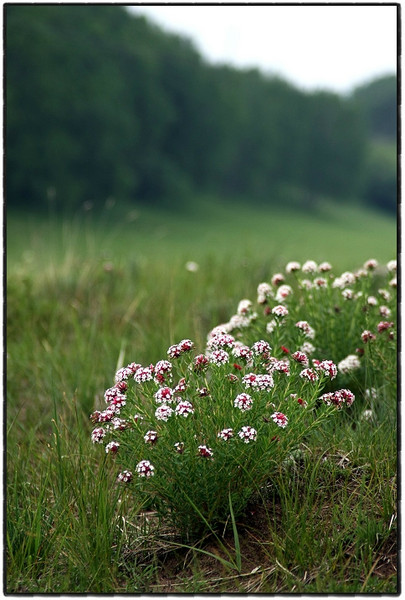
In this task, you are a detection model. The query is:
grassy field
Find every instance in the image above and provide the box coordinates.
[6,197,398,593]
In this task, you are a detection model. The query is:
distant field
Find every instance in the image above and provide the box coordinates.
[7,196,396,276]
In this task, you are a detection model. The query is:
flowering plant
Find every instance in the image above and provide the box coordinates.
[209,259,397,404]
[91,323,356,537]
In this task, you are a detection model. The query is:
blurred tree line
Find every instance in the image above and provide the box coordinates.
[6,5,397,214]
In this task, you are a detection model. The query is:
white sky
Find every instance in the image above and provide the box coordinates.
[128,4,397,93]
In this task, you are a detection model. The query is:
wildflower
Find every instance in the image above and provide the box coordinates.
[209,349,230,365]
[272,360,290,375]
[389,277,397,288]
[281,345,290,354]
[292,351,309,366]
[97,408,114,422]
[136,460,155,478]
[237,299,252,315]
[227,373,239,383]
[314,277,327,288]
[300,368,319,382]
[154,360,173,384]
[234,393,253,411]
[316,360,337,380]
[117,470,133,483]
[333,272,356,288]
[295,321,315,339]
[275,284,293,302]
[115,380,128,392]
[387,259,397,272]
[180,339,194,353]
[91,427,106,443]
[342,289,354,300]
[232,343,253,361]
[266,319,278,334]
[251,340,271,356]
[174,377,188,393]
[112,417,130,430]
[367,296,378,306]
[105,441,120,454]
[364,258,378,270]
[300,341,316,355]
[167,344,181,358]
[300,279,313,290]
[133,413,144,423]
[365,388,377,401]
[194,353,209,372]
[302,260,318,273]
[104,387,127,406]
[174,442,185,454]
[257,282,272,303]
[360,409,374,422]
[134,365,154,384]
[207,333,235,350]
[355,268,368,279]
[337,354,361,373]
[198,387,210,397]
[218,428,234,441]
[272,305,289,317]
[127,362,143,374]
[286,261,301,273]
[144,430,158,444]
[155,386,174,404]
[319,261,332,272]
[114,366,135,382]
[271,412,288,428]
[361,330,376,343]
[378,289,391,302]
[297,397,307,407]
[198,445,213,458]
[90,410,101,424]
[185,261,199,272]
[228,314,252,329]
[319,389,355,408]
[155,404,173,422]
[238,426,257,443]
[379,305,391,318]
[377,321,394,333]
[271,273,285,286]
[175,400,194,417]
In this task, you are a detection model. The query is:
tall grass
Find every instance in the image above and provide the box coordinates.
[6,199,397,592]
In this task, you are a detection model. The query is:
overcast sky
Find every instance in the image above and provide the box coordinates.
[128,4,397,94]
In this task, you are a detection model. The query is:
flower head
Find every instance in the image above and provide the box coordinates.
[198,445,213,458]
[316,360,337,380]
[237,299,253,316]
[302,260,318,274]
[218,428,234,441]
[251,340,271,356]
[175,400,194,417]
[238,426,257,443]
[257,282,272,303]
[271,412,288,428]
[155,404,173,422]
[272,305,289,317]
[209,349,230,366]
[286,261,301,273]
[144,430,158,444]
[300,368,318,382]
[91,427,106,443]
[154,386,174,404]
[117,470,133,483]
[134,366,154,384]
[275,284,293,302]
[105,441,120,454]
[234,393,253,411]
[292,351,309,366]
[136,460,155,477]
[271,273,285,286]
[338,354,361,373]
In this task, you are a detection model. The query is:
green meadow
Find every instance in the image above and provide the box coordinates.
[6,198,397,593]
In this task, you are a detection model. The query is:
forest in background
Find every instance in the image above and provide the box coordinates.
[6,5,397,214]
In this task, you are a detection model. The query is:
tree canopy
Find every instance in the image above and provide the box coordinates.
[6,5,397,213]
